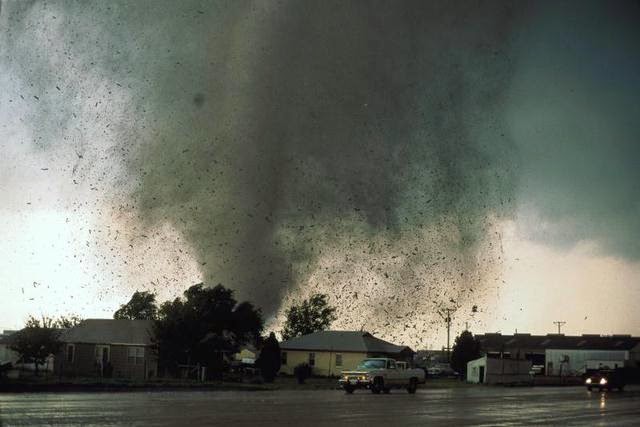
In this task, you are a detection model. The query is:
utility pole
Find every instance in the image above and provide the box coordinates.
[438,308,453,361]
[553,321,566,334]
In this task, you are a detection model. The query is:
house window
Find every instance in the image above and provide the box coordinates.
[335,353,342,367]
[281,351,287,366]
[309,352,315,367]
[66,344,75,363]
[128,347,145,365]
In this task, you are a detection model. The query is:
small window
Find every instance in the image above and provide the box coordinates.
[66,344,75,363]
[128,347,145,365]
[387,360,396,369]
[335,354,342,367]
[281,351,288,366]
[309,352,315,367]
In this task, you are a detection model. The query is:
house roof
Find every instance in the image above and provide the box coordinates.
[60,319,154,346]
[476,333,640,352]
[280,330,413,354]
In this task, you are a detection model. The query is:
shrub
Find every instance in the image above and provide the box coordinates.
[294,363,312,384]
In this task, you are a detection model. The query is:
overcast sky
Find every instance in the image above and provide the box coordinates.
[1,0,638,348]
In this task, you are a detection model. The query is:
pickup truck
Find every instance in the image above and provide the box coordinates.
[339,358,426,394]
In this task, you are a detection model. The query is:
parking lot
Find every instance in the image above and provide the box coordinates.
[1,385,639,426]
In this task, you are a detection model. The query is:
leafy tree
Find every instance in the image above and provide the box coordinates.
[10,316,62,375]
[114,291,158,320]
[450,330,481,378]
[56,315,83,328]
[154,283,263,378]
[281,294,336,340]
[256,332,281,382]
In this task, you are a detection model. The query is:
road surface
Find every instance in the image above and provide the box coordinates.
[1,385,639,426]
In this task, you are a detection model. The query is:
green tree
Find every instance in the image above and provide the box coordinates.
[154,283,263,378]
[10,316,62,375]
[281,294,336,340]
[56,315,83,328]
[114,291,158,320]
[256,332,281,382]
[450,330,481,378]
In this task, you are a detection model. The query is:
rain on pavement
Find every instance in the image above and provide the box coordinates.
[1,386,639,426]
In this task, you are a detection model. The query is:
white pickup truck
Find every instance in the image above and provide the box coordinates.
[339,358,426,394]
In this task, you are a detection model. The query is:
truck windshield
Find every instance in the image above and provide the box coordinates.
[357,359,386,369]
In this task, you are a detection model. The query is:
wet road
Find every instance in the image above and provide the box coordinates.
[1,386,639,426]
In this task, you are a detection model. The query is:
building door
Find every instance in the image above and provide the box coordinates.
[95,345,110,377]
[95,345,110,363]
[479,366,485,384]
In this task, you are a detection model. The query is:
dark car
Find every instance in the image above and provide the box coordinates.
[585,369,625,391]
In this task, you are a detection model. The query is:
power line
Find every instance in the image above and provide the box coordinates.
[553,321,566,334]
[438,308,453,361]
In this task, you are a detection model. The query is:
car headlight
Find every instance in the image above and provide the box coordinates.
[586,378,592,384]
[600,378,607,385]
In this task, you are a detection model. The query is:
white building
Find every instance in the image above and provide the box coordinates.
[467,355,532,384]
[545,349,627,376]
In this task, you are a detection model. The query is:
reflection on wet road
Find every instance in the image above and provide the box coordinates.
[1,386,639,426]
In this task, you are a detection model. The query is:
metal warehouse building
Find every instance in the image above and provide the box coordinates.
[475,333,640,376]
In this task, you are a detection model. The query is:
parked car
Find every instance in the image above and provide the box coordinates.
[427,363,459,378]
[339,358,425,394]
[585,369,625,391]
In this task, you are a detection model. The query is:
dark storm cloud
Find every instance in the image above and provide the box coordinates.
[2,0,521,319]
[508,0,640,259]
[130,0,521,314]
[6,0,637,331]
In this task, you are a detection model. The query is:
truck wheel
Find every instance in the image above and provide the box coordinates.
[407,378,417,394]
[371,378,384,394]
[343,385,355,394]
